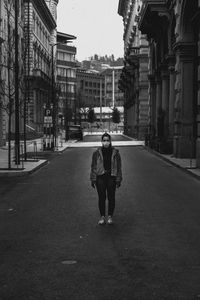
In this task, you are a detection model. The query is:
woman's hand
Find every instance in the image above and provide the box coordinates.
[116,182,121,188]
[91,181,96,188]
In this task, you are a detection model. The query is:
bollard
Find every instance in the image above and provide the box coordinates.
[60,137,63,147]
[34,141,37,160]
[21,144,24,169]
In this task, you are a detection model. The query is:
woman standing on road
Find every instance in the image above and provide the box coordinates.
[90,133,122,225]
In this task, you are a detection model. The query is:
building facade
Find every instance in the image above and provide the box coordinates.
[76,69,105,109]
[118,0,149,139]
[23,0,58,135]
[56,32,77,127]
[138,0,200,166]
[0,0,59,147]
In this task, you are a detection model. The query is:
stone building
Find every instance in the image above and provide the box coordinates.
[23,0,58,135]
[118,0,149,139]
[139,0,200,167]
[0,0,59,146]
[56,32,77,126]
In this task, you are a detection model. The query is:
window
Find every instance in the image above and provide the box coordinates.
[33,13,36,32]
[57,52,64,60]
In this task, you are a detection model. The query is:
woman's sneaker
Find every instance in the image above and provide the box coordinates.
[98,216,106,225]
[107,216,113,225]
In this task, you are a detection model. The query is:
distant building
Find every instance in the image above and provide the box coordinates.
[76,69,104,109]
[56,32,77,127]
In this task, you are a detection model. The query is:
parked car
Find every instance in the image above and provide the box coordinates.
[68,125,83,140]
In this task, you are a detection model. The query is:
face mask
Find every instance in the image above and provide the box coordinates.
[102,140,110,148]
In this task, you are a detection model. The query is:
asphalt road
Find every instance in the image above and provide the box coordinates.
[1,137,200,299]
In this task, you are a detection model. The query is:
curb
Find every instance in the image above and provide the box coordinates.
[0,160,48,177]
[0,143,73,177]
[28,160,49,175]
[144,146,200,181]
[122,133,137,141]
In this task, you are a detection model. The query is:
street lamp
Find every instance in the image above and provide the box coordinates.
[51,43,57,150]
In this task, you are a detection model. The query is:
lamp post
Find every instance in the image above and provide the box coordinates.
[24,0,30,160]
[51,43,56,150]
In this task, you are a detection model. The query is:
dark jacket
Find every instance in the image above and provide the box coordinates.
[90,147,122,183]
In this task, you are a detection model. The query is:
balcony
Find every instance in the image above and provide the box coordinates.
[32,68,50,82]
[31,68,50,88]
[57,60,77,68]
[57,44,76,53]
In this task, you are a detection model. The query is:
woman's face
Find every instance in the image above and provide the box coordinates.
[102,137,111,148]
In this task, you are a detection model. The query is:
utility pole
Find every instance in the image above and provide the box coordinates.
[104,75,107,107]
[65,68,69,140]
[51,45,55,149]
[51,43,58,149]
[112,69,115,108]
[100,77,102,123]
[15,0,20,164]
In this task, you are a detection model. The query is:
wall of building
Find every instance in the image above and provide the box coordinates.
[138,0,200,166]
[76,69,104,108]
[24,0,57,134]
[118,0,149,139]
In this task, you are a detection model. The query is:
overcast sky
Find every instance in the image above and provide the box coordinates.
[57,0,124,61]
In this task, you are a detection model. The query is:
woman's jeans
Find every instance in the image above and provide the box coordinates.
[96,174,116,216]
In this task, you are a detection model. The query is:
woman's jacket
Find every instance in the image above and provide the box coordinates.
[90,147,122,183]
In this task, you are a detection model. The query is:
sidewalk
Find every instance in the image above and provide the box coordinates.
[0,138,76,177]
[145,147,200,180]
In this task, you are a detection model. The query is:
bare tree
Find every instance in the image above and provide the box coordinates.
[0,0,25,168]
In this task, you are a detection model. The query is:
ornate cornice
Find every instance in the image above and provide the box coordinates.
[25,0,56,30]
[118,0,129,17]
[173,42,196,60]
[139,0,169,38]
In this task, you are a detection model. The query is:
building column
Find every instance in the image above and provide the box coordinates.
[161,67,170,137]
[0,104,3,146]
[174,42,195,158]
[148,74,156,137]
[196,34,200,167]
[168,62,175,139]
[155,72,162,136]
